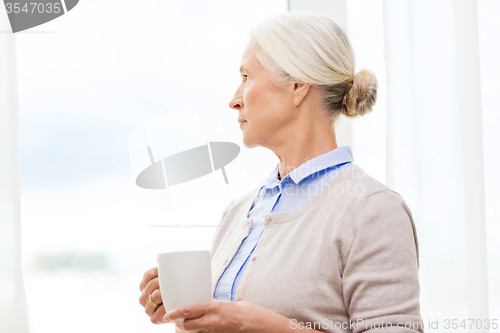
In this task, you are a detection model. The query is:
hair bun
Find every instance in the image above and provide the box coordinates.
[342,68,378,118]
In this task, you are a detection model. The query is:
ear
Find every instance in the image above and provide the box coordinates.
[291,81,311,107]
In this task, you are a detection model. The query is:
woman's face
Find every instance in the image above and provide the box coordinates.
[229,43,296,149]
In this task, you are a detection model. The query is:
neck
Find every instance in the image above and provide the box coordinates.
[273,122,338,180]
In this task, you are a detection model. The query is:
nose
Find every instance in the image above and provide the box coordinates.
[229,87,243,110]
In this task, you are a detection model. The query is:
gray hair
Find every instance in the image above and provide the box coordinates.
[250,12,378,122]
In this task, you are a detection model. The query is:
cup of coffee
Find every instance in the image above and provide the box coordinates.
[156,250,212,312]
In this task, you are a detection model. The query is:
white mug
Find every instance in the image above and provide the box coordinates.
[157,250,212,312]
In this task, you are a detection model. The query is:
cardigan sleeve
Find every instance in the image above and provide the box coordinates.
[342,190,424,333]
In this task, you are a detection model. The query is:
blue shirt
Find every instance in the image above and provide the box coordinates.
[213,146,354,301]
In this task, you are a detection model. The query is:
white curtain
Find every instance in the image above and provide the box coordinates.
[384,0,497,331]
[0,10,30,333]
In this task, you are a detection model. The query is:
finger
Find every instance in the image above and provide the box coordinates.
[139,267,158,291]
[165,302,210,322]
[151,289,163,306]
[182,314,222,333]
[174,322,188,332]
[139,277,159,308]
[175,321,205,333]
[149,304,167,325]
[144,292,162,317]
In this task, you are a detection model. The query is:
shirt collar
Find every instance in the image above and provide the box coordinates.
[261,146,354,189]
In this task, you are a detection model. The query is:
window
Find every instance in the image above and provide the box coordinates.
[18,1,287,332]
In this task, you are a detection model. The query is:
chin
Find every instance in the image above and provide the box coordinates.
[242,140,257,149]
[241,135,259,149]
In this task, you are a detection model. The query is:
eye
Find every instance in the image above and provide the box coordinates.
[242,75,249,82]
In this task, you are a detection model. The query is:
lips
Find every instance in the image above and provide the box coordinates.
[238,119,247,125]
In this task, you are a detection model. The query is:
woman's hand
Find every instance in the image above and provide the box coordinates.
[139,267,168,324]
[140,268,319,332]
[165,300,253,333]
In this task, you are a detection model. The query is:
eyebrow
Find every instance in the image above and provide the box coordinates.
[239,65,246,74]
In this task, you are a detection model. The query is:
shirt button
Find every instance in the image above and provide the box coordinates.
[224,259,228,265]
[251,255,256,261]
[266,216,272,222]
[236,297,241,301]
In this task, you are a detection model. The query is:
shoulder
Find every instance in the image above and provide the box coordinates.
[321,163,410,209]
[329,163,414,225]
[343,164,412,218]
[335,164,420,269]
[315,164,400,213]
[334,163,391,193]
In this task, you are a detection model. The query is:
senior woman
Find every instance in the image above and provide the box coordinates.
[139,12,424,333]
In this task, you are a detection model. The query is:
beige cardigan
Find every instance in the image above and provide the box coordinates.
[210,164,424,333]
